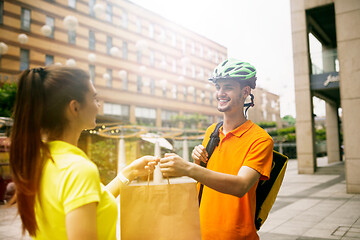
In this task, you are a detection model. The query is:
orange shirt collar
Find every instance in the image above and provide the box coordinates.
[219,120,254,138]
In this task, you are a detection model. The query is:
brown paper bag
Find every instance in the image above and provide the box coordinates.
[120,177,201,240]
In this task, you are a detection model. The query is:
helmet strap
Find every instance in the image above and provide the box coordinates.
[244,93,254,118]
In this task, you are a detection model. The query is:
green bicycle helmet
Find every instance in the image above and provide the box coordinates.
[209,58,257,88]
[209,58,257,116]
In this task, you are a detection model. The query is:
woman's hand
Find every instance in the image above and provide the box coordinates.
[159,153,192,177]
[191,145,208,165]
[123,156,159,181]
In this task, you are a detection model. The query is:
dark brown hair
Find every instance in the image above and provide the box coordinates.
[9,66,89,236]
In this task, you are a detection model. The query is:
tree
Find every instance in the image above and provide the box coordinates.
[0,83,17,117]
[282,115,295,126]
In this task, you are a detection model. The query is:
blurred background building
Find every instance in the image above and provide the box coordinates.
[0,0,280,129]
[290,0,360,193]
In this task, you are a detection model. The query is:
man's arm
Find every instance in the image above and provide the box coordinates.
[160,153,260,198]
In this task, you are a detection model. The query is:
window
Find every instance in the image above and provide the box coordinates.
[150,79,155,95]
[183,86,187,101]
[45,16,54,38]
[106,36,112,54]
[89,0,95,16]
[149,51,154,66]
[68,0,76,8]
[106,69,112,87]
[122,72,128,90]
[172,33,176,47]
[199,44,203,58]
[161,110,178,128]
[122,10,128,28]
[21,8,31,31]
[122,41,128,59]
[137,76,142,93]
[103,103,129,121]
[20,49,29,71]
[182,38,186,54]
[149,23,154,38]
[106,4,112,22]
[68,30,76,44]
[209,92,213,105]
[0,1,4,25]
[172,85,177,99]
[89,64,95,83]
[137,51,142,63]
[45,54,54,66]
[136,18,142,33]
[89,30,95,50]
[172,59,176,73]
[135,107,156,126]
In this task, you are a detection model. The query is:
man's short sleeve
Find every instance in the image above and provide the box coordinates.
[60,159,101,214]
[243,137,273,180]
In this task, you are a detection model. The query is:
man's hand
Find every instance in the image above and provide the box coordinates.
[159,153,192,177]
[192,145,208,165]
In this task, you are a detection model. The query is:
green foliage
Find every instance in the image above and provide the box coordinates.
[0,83,17,117]
[257,121,277,129]
[171,113,209,129]
[282,115,295,126]
[90,138,117,185]
[316,128,326,141]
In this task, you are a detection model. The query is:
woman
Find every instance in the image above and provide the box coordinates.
[9,66,158,239]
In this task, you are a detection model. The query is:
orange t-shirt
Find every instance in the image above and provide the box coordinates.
[199,120,273,240]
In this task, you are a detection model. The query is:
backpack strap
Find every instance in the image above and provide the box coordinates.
[198,121,223,205]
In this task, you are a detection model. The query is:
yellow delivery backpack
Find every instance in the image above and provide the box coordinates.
[198,122,288,230]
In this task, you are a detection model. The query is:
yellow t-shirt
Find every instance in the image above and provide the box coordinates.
[34,141,117,240]
[200,120,273,240]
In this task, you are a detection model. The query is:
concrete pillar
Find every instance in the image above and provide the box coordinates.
[129,105,136,124]
[183,138,189,162]
[290,0,317,174]
[156,108,162,127]
[325,102,340,164]
[335,0,360,193]
[117,137,126,173]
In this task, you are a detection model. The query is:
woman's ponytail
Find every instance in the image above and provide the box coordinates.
[9,68,50,236]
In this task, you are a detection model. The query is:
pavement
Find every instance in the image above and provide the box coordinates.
[1,157,359,240]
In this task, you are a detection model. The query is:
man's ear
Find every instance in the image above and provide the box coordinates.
[242,86,251,99]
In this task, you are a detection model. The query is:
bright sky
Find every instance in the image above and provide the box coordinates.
[131,0,300,117]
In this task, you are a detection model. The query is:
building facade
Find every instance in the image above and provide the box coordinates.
[0,0,280,130]
[290,0,360,193]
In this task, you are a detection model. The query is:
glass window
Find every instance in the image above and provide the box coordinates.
[103,103,129,118]
[68,0,76,8]
[172,59,176,73]
[122,41,128,59]
[136,18,142,33]
[182,38,186,54]
[122,10,128,28]
[183,86,187,101]
[106,36,112,54]
[137,76,142,93]
[106,4,112,22]
[137,51,142,63]
[172,85,177,99]
[150,79,155,95]
[149,51,154,67]
[89,64,95,83]
[21,8,31,31]
[209,92,213,105]
[106,69,112,87]
[0,1,4,25]
[45,16,55,38]
[68,30,76,44]
[122,72,128,90]
[45,54,54,66]
[89,30,95,50]
[89,0,95,16]
[172,33,176,47]
[135,107,156,119]
[149,23,154,38]
[20,49,29,71]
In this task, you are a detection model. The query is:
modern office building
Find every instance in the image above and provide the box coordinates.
[290,0,360,193]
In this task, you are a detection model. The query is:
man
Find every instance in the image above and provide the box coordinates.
[159,58,273,240]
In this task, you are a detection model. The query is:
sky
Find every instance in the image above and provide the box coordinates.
[130,0,303,117]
